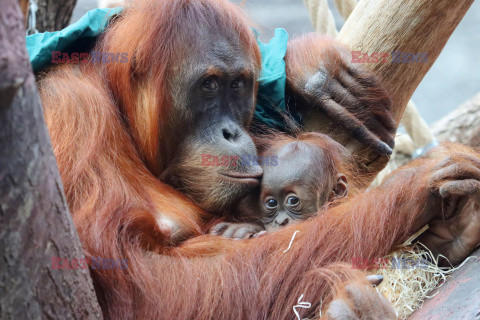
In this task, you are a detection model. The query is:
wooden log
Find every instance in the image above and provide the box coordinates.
[431,92,480,147]
[408,249,480,320]
[306,0,474,179]
[36,0,77,32]
[338,0,474,124]
[0,1,103,318]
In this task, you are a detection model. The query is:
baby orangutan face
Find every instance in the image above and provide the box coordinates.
[259,141,348,231]
[209,133,351,239]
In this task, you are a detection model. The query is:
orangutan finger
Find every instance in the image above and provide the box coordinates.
[430,163,480,186]
[439,179,480,198]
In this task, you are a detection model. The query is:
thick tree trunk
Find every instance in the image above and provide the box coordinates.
[36,0,77,32]
[309,0,474,179]
[338,0,474,125]
[0,1,102,319]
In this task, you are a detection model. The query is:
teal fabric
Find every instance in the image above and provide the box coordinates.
[253,28,295,130]
[26,8,122,73]
[26,9,298,130]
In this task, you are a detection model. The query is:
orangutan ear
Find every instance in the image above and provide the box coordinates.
[332,173,348,199]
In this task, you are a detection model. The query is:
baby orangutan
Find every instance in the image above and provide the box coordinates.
[210,132,354,239]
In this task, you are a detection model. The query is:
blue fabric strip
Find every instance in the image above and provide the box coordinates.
[26,8,297,130]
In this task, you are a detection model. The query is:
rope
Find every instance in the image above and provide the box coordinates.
[402,100,436,151]
[26,0,39,36]
[303,0,338,37]
[334,0,357,20]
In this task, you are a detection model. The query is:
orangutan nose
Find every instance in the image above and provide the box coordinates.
[276,215,290,226]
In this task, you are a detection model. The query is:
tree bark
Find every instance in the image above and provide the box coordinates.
[0,1,102,319]
[431,93,480,147]
[36,0,77,32]
[408,249,480,320]
[391,92,480,168]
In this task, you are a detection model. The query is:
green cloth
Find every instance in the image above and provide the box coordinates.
[26,8,298,130]
[254,28,295,130]
[26,8,122,72]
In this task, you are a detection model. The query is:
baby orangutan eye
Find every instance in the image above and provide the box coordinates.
[285,194,299,206]
[264,197,278,210]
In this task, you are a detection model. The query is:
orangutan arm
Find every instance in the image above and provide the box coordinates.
[124,144,480,319]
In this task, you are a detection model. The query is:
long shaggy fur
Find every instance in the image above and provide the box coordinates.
[38,0,475,319]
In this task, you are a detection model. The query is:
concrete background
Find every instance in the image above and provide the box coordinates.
[72,0,480,125]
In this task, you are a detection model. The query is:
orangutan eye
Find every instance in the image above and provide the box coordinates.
[231,78,243,89]
[202,78,218,92]
[264,198,278,210]
[286,195,299,206]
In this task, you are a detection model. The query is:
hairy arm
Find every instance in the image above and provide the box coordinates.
[108,144,480,319]
[41,66,480,320]
[39,64,205,248]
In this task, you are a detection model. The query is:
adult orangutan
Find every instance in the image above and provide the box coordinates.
[38,0,480,319]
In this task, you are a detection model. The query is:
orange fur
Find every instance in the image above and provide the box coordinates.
[38,1,474,319]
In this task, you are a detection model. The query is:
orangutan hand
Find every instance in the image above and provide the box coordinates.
[210,222,265,239]
[420,152,480,266]
[285,35,396,156]
[325,275,397,320]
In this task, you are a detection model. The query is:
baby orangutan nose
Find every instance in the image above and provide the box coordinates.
[263,212,292,231]
[275,214,290,226]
